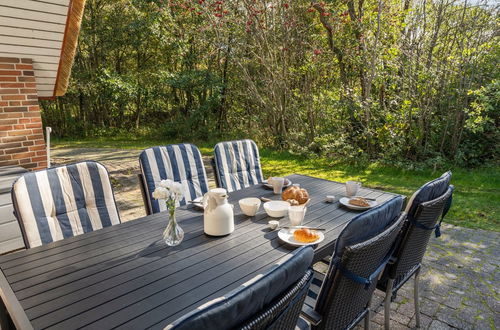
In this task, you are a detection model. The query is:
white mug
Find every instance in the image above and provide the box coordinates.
[289,205,307,226]
[346,181,362,197]
[270,177,285,195]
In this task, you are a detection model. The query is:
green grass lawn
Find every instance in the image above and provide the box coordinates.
[53,137,499,232]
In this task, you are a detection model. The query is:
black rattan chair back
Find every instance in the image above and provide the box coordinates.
[313,211,406,330]
[385,186,454,290]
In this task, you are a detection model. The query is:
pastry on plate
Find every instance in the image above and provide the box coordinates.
[348,197,370,207]
[293,228,320,243]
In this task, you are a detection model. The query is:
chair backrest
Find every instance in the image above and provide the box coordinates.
[166,247,314,330]
[139,144,209,213]
[11,161,121,248]
[405,171,451,218]
[388,186,453,286]
[314,197,406,330]
[213,139,264,192]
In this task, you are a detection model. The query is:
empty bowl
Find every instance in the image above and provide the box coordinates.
[263,201,290,218]
[239,197,261,216]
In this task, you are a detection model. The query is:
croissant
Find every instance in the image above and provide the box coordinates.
[293,228,320,243]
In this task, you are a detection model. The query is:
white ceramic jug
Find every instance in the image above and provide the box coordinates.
[203,188,234,236]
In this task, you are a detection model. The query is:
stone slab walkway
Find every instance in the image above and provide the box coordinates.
[51,147,499,330]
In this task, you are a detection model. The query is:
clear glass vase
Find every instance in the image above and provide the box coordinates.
[163,209,184,246]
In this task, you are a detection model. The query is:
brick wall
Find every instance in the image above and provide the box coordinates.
[0,57,47,170]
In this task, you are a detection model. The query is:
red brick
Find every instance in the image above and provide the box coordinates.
[29,145,45,151]
[0,113,18,119]
[28,106,40,112]
[0,125,13,131]
[22,71,34,76]
[0,71,21,76]
[0,64,15,69]
[0,77,17,82]
[1,136,26,143]
[8,129,32,136]
[1,83,24,88]
[0,89,19,94]
[25,123,41,129]
[30,117,42,123]
[32,156,46,162]
[9,101,21,106]
[13,124,25,130]
[31,128,43,134]
[22,140,34,146]
[25,83,36,88]
[4,107,28,112]
[19,158,31,164]
[27,134,44,140]
[0,101,8,106]
[18,118,31,124]
[17,77,35,82]
[20,89,37,94]
[1,142,22,149]
[22,101,38,106]
[0,57,19,63]
[0,160,19,167]
[33,139,45,145]
[12,152,36,160]
[0,119,18,125]
[2,95,25,101]
[22,112,40,117]
[15,64,33,70]
[4,147,28,155]
[0,155,12,161]
[21,58,32,64]
[36,161,47,168]
[27,95,38,100]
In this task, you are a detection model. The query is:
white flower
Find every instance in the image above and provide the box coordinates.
[159,179,174,189]
[152,187,170,200]
[170,182,184,201]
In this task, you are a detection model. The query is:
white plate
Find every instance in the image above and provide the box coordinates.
[278,227,325,247]
[339,197,378,210]
[191,196,204,210]
[262,178,292,189]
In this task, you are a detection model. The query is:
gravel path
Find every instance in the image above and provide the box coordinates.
[51,146,499,329]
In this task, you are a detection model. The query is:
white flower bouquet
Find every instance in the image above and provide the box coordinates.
[152,179,185,246]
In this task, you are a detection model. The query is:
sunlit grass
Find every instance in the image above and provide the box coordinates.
[53,138,499,232]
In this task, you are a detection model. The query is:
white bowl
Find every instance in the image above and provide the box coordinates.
[263,201,290,218]
[239,197,261,216]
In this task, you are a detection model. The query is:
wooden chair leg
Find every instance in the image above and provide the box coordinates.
[384,279,394,330]
[414,269,421,328]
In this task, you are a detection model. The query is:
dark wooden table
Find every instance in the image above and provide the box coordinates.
[0,174,400,330]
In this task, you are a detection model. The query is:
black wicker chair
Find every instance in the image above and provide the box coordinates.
[299,196,407,330]
[166,246,314,330]
[377,186,454,329]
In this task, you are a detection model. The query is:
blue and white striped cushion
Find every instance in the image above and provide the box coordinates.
[12,161,121,248]
[139,144,209,213]
[213,139,264,192]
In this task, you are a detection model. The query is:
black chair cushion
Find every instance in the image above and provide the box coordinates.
[335,196,404,258]
[406,171,451,218]
[166,246,314,330]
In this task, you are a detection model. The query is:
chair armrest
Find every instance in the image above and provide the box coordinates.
[301,306,322,326]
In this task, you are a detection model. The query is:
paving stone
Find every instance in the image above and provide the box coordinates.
[50,147,500,330]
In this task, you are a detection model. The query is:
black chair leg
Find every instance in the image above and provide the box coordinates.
[414,269,421,328]
[384,279,394,330]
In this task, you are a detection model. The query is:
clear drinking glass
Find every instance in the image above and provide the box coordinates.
[289,205,307,226]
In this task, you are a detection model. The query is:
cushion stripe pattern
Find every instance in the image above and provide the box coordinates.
[213,139,263,192]
[12,161,121,248]
[139,144,209,213]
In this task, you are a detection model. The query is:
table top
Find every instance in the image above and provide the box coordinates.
[0,174,400,330]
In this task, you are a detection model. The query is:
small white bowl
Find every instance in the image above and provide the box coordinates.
[239,197,261,216]
[263,201,290,218]
[268,220,279,230]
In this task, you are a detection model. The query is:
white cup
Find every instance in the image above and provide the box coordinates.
[270,177,285,194]
[289,205,307,226]
[346,181,362,197]
[239,197,261,216]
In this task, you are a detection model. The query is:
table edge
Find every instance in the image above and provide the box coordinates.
[0,269,33,330]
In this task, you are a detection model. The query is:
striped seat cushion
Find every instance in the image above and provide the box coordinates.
[139,144,209,213]
[12,161,121,248]
[213,139,264,192]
